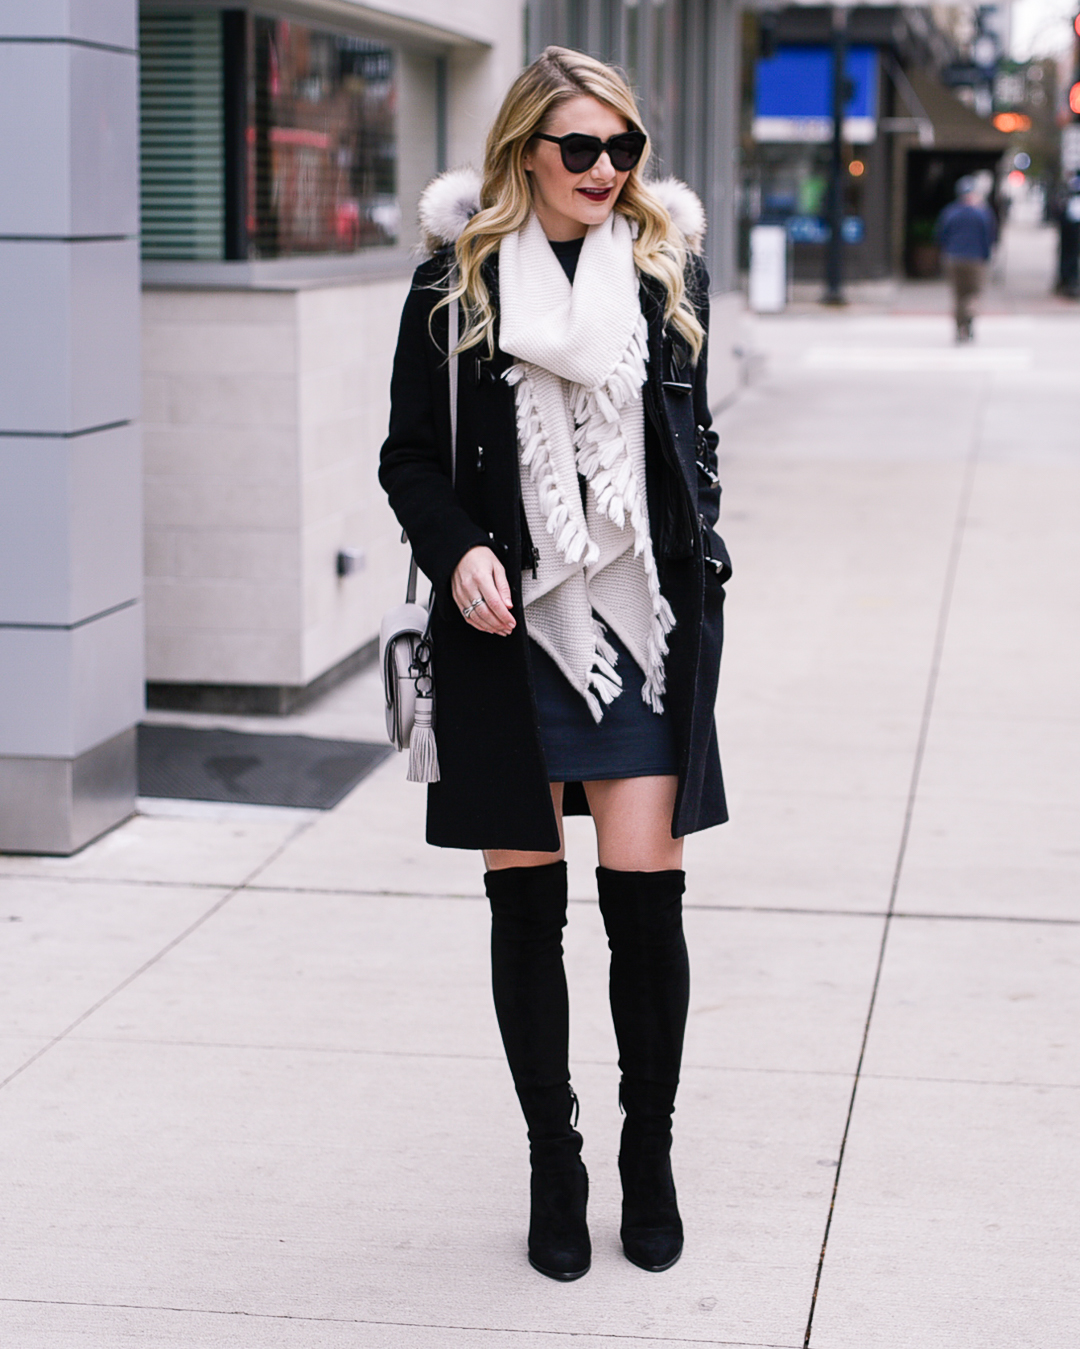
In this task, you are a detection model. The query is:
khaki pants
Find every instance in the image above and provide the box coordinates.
[945,257,985,331]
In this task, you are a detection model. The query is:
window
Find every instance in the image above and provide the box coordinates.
[139,9,398,262]
[140,12,226,260]
[247,18,398,257]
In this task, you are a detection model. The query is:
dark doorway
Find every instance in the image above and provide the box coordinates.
[905,149,1003,277]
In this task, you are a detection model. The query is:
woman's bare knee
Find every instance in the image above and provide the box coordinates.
[585,776,683,872]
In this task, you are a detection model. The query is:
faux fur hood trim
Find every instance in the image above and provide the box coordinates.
[418,167,483,257]
[648,176,707,254]
[417,166,706,256]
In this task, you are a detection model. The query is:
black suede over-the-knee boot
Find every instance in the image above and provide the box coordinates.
[486,861,590,1281]
[596,866,689,1272]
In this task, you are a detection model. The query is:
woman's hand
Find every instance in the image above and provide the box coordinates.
[451,546,516,636]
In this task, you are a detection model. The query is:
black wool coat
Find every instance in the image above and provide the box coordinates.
[379,251,732,851]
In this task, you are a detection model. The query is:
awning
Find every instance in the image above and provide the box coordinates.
[258,0,491,51]
[890,70,1010,153]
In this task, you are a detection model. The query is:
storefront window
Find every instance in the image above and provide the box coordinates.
[248,18,398,257]
[139,9,398,262]
[749,144,867,245]
[744,45,876,248]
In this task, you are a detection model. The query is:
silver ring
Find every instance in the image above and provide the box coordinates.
[462,596,487,619]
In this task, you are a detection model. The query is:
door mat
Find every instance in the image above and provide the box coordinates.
[138,725,393,810]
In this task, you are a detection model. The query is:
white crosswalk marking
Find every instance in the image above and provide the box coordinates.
[803,346,1033,372]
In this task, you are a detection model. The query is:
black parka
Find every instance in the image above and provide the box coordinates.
[379,249,731,851]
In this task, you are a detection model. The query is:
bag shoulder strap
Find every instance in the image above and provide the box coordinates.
[448,290,459,487]
[405,277,459,607]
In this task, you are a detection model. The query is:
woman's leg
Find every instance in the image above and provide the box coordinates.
[585,775,689,1272]
[584,775,683,873]
[482,785,589,1280]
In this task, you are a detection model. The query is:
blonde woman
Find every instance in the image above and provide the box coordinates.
[379,46,730,1281]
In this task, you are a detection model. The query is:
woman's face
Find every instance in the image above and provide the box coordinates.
[522,95,632,241]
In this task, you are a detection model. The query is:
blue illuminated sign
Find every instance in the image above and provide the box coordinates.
[754,46,879,143]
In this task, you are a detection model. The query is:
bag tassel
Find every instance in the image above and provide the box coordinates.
[407,690,440,783]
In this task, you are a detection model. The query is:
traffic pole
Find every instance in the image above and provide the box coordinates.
[823,5,848,305]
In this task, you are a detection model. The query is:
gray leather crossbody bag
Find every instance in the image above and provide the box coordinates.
[379,293,459,783]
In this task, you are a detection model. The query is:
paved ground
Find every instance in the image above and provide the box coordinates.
[2,221,1078,1348]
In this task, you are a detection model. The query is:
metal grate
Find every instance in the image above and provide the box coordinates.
[139,11,225,261]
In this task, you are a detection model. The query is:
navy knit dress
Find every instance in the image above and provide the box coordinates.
[528,237,678,784]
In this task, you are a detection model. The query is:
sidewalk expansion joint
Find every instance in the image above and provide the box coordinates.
[0,816,318,1095]
[860,1072,1080,1091]
[891,909,1080,927]
[802,378,988,1349]
[0,873,235,893]
[0,1298,800,1346]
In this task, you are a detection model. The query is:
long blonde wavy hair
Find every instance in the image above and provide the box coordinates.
[442,46,705,363]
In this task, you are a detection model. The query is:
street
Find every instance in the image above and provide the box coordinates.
[2,218,1078,1348]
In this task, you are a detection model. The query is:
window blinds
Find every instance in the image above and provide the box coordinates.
[139,12,225,261]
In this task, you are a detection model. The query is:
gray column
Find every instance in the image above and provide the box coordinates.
[708,0,740,294]
[0,1,142,854]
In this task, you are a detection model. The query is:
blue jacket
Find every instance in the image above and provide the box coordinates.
[934,201,996,261]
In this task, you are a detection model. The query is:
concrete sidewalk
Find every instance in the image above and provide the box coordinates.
[3,236,1079,1347]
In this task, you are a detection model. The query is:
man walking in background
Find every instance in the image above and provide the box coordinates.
[934,176,997,343]
[1055,172,1080,298]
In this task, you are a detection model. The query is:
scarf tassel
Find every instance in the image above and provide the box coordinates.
[584,666,622,721]
[639,596,677,711]
[581,394,674,714]
[593,620,619,667]
[577,620,623,723]
[510,360,599,571]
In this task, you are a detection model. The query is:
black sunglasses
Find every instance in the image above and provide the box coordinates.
[533,130,647,174]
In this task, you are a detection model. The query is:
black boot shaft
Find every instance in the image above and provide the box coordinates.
[486,861,571,1098]
[597,866,689,1272]
[596,867,689,1091]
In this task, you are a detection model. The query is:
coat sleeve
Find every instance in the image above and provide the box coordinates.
[378,261,490,611]
[688,255,722,531]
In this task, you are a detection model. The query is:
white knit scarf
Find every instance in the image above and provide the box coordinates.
[499,210,674,721]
